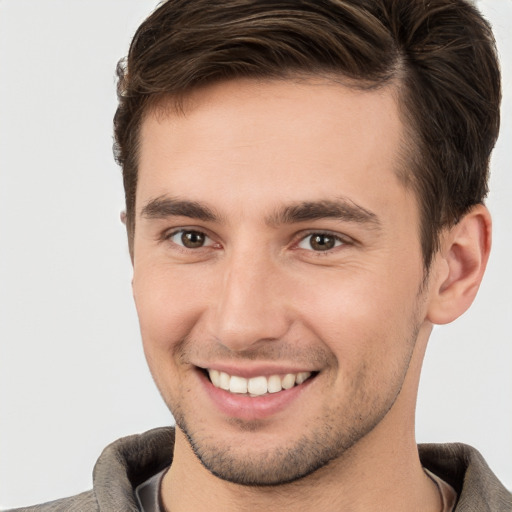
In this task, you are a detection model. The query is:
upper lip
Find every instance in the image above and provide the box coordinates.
[195,363,317,379]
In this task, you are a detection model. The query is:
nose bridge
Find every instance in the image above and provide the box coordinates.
[211,245,289,351]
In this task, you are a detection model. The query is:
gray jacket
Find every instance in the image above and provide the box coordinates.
[7,427,512,511]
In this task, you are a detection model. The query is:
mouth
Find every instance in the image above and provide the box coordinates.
[203,368,317,397]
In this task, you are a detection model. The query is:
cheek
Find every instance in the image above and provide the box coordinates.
[132,264,212,402]
[293,267,419,364]
[132,263,208,354]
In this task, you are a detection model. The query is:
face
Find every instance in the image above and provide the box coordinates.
[133,78,430,486]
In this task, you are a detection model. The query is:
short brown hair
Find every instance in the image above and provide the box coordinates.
[114,0,501,267]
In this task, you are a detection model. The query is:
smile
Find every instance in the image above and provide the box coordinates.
[207,369,313,396]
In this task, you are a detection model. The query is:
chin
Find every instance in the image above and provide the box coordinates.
[172,404,382,487]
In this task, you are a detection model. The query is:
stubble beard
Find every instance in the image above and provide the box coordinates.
[168,337,419,487]
[174,409,359,486]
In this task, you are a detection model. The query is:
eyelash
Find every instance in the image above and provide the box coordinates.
[163,228,352,256]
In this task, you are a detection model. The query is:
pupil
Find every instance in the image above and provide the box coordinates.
[182,231,205,248]
[311,234,334,251]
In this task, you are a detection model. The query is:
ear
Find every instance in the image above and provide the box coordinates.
[120,210,127,225]
[426,204,491,325]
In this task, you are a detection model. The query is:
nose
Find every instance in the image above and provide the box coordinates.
[209,249,291,352]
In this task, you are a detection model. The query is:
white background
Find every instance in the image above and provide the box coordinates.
[0,0,510,508]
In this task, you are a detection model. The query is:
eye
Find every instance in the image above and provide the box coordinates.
[167,229,213,249]
[297,233,344,252]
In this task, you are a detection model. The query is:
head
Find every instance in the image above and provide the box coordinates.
[113,0,500,489]
[114,0,500,269]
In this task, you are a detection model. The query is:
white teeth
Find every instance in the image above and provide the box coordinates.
[267,375,282,393]
[209,369,220,387]
[295,372,310,385]
[219,371,230,390]
[229,375,248,394]
[247,376,267,396]
[207,369,312,395]
[281,373,296,390]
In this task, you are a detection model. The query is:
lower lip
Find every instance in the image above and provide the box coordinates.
[198,370,315,421]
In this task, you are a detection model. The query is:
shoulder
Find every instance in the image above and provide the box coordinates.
[4,490,98,512]
[4,428,175,512]
[419,442,512,511]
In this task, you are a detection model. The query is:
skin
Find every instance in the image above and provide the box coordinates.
[131,78,491,511]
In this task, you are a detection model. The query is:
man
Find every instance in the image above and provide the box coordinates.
[8,0,511,510]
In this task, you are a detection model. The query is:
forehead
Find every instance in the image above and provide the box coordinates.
[136,78,410,219]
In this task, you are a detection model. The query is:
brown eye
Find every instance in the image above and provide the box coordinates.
[310,234,335,251]
[298,233,343,252]
[166,229,216,251]
[181,230,206,248]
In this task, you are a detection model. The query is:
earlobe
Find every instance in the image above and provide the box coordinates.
[427,204,491,325]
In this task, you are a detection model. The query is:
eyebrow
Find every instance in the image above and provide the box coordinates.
[140,196,219,222]
[267,199,381,228]
[140,195,380,229]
